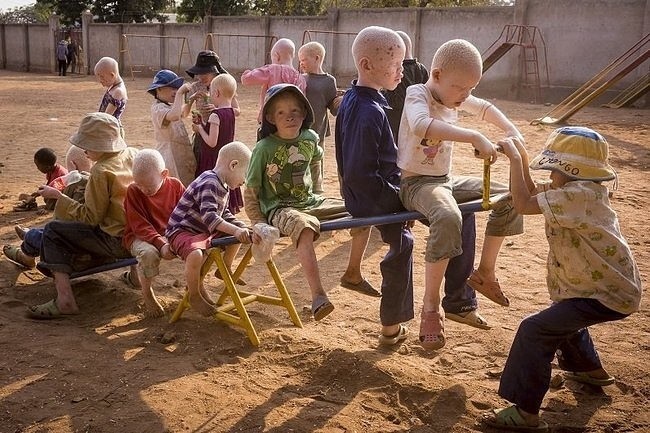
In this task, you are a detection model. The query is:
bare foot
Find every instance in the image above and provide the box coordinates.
[188,290,217,316]
[143,295,165,318]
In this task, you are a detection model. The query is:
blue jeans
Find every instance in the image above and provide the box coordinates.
[442,212,477,314]
[38,220,131,276]
[498,298,627,414]
[21,228,44,258]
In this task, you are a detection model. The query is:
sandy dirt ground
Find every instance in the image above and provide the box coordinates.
[0,69,648,433]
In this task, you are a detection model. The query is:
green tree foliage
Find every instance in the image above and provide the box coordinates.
[92,0,171,23]
[35,0,89,26]
[177,0,252,22]
[0,4,51,24]
[253,0,325,16]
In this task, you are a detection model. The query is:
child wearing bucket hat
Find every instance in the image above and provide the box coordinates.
[15,113,139,320]
[183,50,236,169]
[147,69,196,187]
[482,127,642,431]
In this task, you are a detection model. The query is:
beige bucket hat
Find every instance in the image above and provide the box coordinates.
[69,112,127,153]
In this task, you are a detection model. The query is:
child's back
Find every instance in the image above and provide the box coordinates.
[241,38,306,123]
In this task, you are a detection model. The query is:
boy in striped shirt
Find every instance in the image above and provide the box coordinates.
[166,141,253,316]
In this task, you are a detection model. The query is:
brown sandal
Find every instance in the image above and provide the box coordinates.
[467,270,510,307]
[419,310,445,350]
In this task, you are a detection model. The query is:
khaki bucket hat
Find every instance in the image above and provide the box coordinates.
[69,112,127,153]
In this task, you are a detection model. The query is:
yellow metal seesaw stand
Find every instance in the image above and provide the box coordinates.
[169,246,303,346]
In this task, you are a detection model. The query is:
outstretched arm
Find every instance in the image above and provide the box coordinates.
[499,137,541,215]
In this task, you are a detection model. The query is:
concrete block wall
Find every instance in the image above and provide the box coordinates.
[0,0,648,106]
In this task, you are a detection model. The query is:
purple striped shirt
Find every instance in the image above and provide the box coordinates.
[166,169,244,239]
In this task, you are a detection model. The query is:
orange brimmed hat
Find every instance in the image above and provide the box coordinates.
[530,126,616,181]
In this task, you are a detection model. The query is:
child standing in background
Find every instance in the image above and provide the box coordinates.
[298,41,343,194]
[191,73,243,214]
[382,30,429,143]
[483,127,642,431]
[166,141,253,317]
[94,57,128,135]
[241,38,306,125]
[183,50,232,168]
[147,69,196,187]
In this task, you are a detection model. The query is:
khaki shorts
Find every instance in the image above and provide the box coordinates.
[269,198,349,246]
[130,238,162,279]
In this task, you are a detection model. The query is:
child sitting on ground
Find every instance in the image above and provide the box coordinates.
[297,41,343,194]
[191,74,243,215]
[14,147,68,212]
[482,127,642,432]
[147,69,196,187]
[166,141,253,317]
[241,38,306,125]
[398,39,524,350]
[123,149,186,317]
[95,56,128,135]
[19,113,138,319]
[335,26,414,343]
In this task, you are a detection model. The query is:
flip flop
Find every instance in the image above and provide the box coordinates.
[120,270,141,289]
[26,299,78,320]
[311,295,334,321]
[564,371,615,386]
[13,199,37,212]
[467,269,510,307]
[419,310,445,350]
[378,323,408,346]
[2,245,35,269]
[15,225,28,240]
[446,310,491,330]
[483,406,548,431]
[340,278,381,297]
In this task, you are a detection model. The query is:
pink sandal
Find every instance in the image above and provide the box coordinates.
[419,310,445,350]
[467,270,510,307]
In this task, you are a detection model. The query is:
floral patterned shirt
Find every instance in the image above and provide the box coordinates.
[537,181,642,314]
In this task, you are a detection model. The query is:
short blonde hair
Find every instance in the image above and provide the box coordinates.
[431,39,482,75]
[216,141,251,168]
[133,149,166,178]
[396,30,413,59]
[271,38,296,59]
[210,74,237,99]
[352,26,403,64]
[94,56,119,75]
[299,41,326,61]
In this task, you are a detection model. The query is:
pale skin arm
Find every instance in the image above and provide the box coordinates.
[232,95,241,117]
[499,137,542,215]
[215,220,252,244]
[243,187,266,226]
[168,83,192,122]
[424,119,497,161]
[192,115,220,148]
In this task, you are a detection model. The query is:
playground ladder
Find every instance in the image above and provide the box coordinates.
[531,33,649,125]
[482,24,549,103]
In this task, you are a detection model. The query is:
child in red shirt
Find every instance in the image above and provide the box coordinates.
[122,149,185,317]
[15,147,68,212]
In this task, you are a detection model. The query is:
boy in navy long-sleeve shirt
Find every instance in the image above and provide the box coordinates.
[334,26,414,345]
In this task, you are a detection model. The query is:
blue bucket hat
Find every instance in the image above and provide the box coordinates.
[147,69,184,96]
[259,84,314,140]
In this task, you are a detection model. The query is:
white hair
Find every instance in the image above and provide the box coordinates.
[133,149,166,177]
